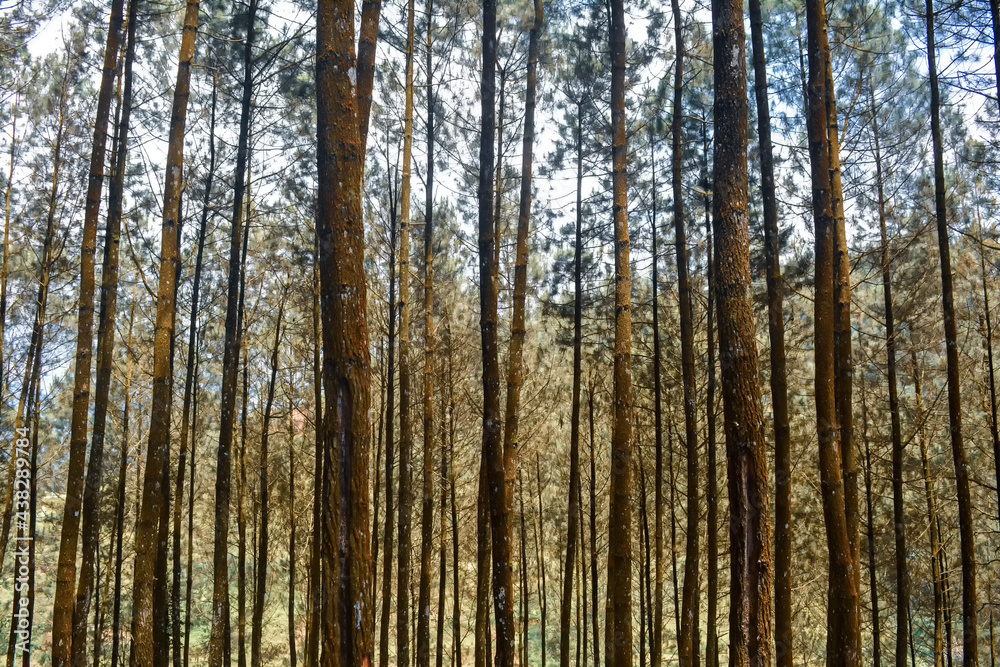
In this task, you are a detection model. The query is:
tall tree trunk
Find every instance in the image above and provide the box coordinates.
[925,0,978,661]
[448,319,461,667]
[668,415,681,647]
[912,348,944,667]
[169,51,213,667]
[586,380,599,667]
[184,336,201,667]
[316,0,375,660]
[670,5,700,663]
[606,0,634,657]
[0,82,17,422]
[502,0,543,654]
[476,0,514,659]
[130,0,197,651]
[702,121,718,667]
[306,241,323,667]
[649,124,666,667]
[534,454,548,667]
[870,76,909,667]
[561,101,584,667]
[804,0,861,658]
[397,0,417,658]
[711,0,773,660]
[475,455,492,667]
[52,0,126,658]
[373,341,386,627]
[251,296,285,667]
[518,473,530,667]
[237,258,252,667]
[379,159,400,667]
[208,1,257,662]
[417,4,438,662]
[72,2,137,662]
[289,398,298,667]
[436,363,448,667]
[5,64,65,665]
[861,378,882,667]
[111,294,135,667]
[746,2,791,663]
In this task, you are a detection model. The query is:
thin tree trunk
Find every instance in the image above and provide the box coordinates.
[668,416,681,647]
[128,0,197,645]
[251,296,285,667]
[52,0,126,657]
[745,2,791,663]
[925,0,978,661]
[518,473,530,667]
[379,155,399,667]
[306,241,323,667]
[477,0,514,658]
[289,395,298,667]
[561,101,584,667]
[5,64,65,665]
[475,455,492,667]
[702,121,718,667]
[238,319,251,667]
[804,0,861,658]
[184,337,201,667]
[870,75,909,667]
[208,1,257,662]
[588,381,599,667]
[912,349,944,667]
[436,363,448,667]
[534,454,548,667]
[397,0,417,658]
[417,3,438,661]
[711,0,774,660]
[0,82,17,424]
[670,4,699,661]
[111,295,136,667]
[649,122,666,667]
[606,0,634,656]
[72,1,137,662]
[861,375,881,667]
[448,319,461,667]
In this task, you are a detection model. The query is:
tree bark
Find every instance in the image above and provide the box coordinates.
[925,0,978,661]
[289,397,299,667]
[870,75,909,667]
[251,296,285,667]
[316,0,375,660]
[804,0,861,659]
[606,0,634,657]
[130,1,199,659]
[417,4,438,661]
[306,241,324,667]
[52,1,126,658]
[379,157,400,667]
[477,0,514,660]
[111,295,136,667]
[561,101,584,667]
[72,2,137,662]
[208,1,256,662]
[397,0,417,659]
[702,121,719,667]
[711,0,774,661]
[745,3,791,664]
[860,379,882,667]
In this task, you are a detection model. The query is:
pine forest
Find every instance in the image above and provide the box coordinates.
[0,0,999,664]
